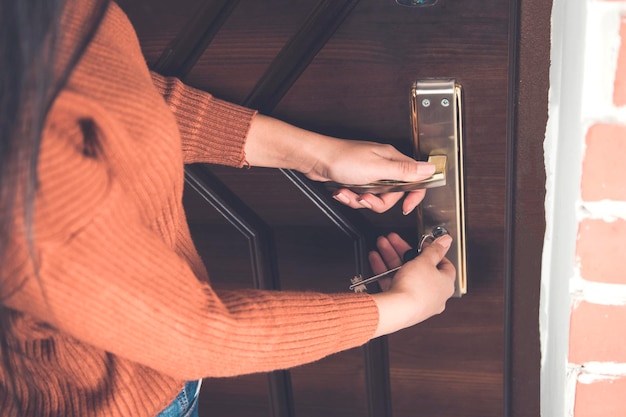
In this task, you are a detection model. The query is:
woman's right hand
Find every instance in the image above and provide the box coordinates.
[369,232,456,338]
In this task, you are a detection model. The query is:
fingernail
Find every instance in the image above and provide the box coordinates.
[417,163,436,177]
[357,199,372,209]
[333,192,350,205]
[436,234,452,249]
[402,207,414,216]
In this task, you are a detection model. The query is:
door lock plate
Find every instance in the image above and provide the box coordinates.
[412,79,467,297]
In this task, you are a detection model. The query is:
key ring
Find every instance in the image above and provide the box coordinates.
[349,226,449,292]
[417,225,449,254]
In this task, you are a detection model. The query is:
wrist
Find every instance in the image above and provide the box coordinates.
[299,134,342,181]
[371,290,415,338]
[244,114,329,173]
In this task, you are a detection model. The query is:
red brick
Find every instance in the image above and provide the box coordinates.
[615,20,626,106]
[570,302,626,363]
[576,219,626,284]
[581,124,626,201]
[574,377,626,417]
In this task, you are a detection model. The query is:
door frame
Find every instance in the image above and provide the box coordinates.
[505,0,551,415]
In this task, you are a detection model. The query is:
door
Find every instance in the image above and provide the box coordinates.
[116,1,544,416]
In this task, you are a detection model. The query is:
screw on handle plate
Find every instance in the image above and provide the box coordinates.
[349,226,449,293]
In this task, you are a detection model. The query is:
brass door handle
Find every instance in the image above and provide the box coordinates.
[325,154,447,194]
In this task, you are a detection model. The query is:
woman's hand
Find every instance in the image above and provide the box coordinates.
[369,233,456,338]
[306,139,435,215]
[243,115,434,215]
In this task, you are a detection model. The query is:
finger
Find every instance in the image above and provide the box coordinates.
[376,235,404,269]
[373,150,436,182]
[416,235,453,266]
[332,189,368,209]
[401,190,426,215]
[386,232,412,255]
[357,192,403,213]
[378,276,393,291]
[368,250,388,275]
[437,256,456,277]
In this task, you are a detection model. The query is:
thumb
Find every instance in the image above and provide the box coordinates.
[418,234,453,266]
[379,159,435,182]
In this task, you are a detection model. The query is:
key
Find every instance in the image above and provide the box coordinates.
[349,226,448,292]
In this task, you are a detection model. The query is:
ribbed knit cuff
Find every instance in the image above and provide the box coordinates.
[151,74,257,167]
[208,289,380,376]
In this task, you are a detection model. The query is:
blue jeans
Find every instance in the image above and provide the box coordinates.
[156,379,202,417]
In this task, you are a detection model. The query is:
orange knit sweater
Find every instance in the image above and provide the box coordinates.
[0,2,378,416]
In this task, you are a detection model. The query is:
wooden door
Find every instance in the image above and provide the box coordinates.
[116,1,546,416]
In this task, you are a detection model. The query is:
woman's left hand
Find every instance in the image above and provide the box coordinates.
[304,139,435,214]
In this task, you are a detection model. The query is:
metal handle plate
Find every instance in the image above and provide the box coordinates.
[412,79,467,297]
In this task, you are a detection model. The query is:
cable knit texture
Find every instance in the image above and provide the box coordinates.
[0,2,379,416]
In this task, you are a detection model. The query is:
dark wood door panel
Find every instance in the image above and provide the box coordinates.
[388,295,504,416]
[185,0,320,103]
[289,352,370,417]
[201,373,272,417]
[116,0,204,66]
[201,351,371,417]
[195,166,350,227]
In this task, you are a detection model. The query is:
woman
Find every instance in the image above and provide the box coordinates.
[0,0,455,416]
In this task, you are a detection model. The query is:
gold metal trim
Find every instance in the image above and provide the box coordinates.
[412,79,467,297]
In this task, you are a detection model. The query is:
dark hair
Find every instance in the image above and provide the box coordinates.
[0,1,109,414]
[0,0,64,273]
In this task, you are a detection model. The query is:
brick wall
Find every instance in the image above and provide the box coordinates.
[565,3,626,416]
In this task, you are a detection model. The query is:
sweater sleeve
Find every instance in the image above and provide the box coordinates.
[150,72,257,167]
[23,202,378,380]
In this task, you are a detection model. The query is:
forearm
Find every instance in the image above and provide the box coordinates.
[244,114,337,175]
